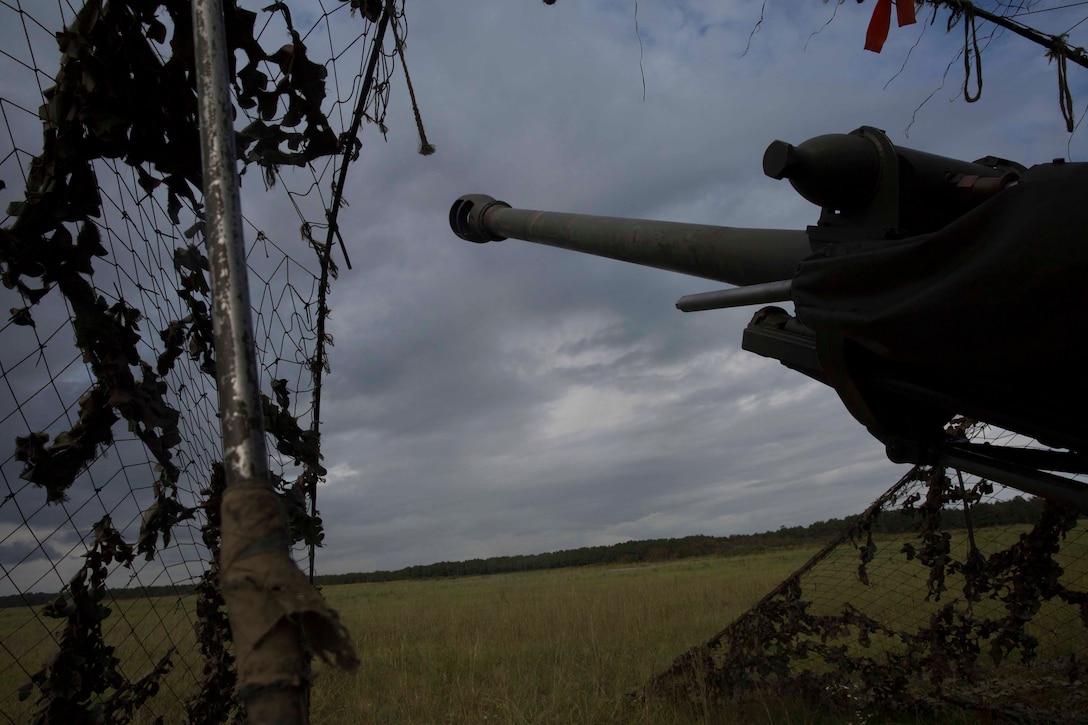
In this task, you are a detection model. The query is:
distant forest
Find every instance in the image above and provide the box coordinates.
[0,495,1046,608]
[316,494,1046,585]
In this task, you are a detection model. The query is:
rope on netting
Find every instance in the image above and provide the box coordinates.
[960,3,983,102]
[390,13,434,156]
[1051,35,1077,131]
[792,1,1088,128]
[323,0,394,270]
[305,0,435,580]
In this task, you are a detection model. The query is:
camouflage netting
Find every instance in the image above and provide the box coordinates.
[647,423,1088,723]
[0,0,423,721]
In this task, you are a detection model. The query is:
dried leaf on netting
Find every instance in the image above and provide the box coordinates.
[237,62,269,111]
[221,1,342,174]
[164,175,201,226]
[14,387,118,503]
[170,244,218,380]
[9,306,34,326]
[22,514,153,722]
[183,220,205,240]
[109,299,142,334]
[176,287,217,377]
[981,500,1083,665]
[93,514,135,567]
[49,279,185,488]
[173,244,209,273]
[258,85,280,121]
[138,491,197,560]
[189,334,217,376]
[271,473,326,548]
[127,363,182,440]
[271,378,292,410]
[174,245,212,296]
[14,432,50,463]
[21,283,50,304]
[157,317,191,375]
[339,0,382,22]
[145,17,167,44]
[103,648,174,721]
[76,221,107,260]
[51,225,96,279]
[262,393,326,475]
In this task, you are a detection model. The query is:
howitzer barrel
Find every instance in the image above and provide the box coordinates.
[450,194,811,286]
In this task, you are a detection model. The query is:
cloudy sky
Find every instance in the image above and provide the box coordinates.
[1,0,1086,587]
[299,0,1087,575]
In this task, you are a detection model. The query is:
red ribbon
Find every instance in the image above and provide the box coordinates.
[865,0,917,53]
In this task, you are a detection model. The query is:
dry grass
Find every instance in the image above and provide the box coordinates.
[1,553,812,724]
[0,594,200,724]
[4,528,1082,723]
[309,549,823,724]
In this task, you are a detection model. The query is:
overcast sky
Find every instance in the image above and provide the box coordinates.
[2,0,1086,587]
[299,0,1087,575]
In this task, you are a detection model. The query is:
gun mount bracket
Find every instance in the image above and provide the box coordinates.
[887,436,1088,512]
[742,307,825,383]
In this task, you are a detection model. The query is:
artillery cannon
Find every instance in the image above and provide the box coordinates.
[450,126,1088,508]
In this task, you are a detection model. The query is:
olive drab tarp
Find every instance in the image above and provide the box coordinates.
[790,160,1088,452]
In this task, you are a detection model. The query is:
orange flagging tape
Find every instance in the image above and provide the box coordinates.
[865,0,917,53]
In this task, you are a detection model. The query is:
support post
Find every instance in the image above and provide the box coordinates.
[191,0,356,720]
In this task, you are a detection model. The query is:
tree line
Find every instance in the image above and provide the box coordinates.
[315,495,1046,585]
[0,495,1048,606]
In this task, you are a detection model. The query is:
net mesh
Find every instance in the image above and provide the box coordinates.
[0,0,413,720]
[647,424,1088,722]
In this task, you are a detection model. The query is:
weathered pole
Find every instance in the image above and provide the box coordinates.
[191,0,356,720]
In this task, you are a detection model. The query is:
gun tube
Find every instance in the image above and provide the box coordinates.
[450,194,811,287]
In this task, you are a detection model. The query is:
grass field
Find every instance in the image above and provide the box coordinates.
[1,547,820,724]
[0,592,204,724]
[3,526,1086,723]
[309,548,823,725]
